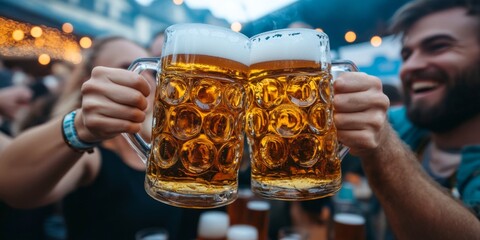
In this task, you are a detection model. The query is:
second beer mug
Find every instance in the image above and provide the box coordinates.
[124,23,250,208]
[247,28,354,200]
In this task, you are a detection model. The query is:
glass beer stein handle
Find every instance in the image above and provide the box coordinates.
[121,57,161,164]
[332,60,359,160]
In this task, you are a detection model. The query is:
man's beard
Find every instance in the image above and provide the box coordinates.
[405,61,480,133]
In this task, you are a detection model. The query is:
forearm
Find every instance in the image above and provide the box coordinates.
[0,116,83,207]
[360,127,480,239]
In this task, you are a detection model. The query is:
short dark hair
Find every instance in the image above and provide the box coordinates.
[389,0,480,39]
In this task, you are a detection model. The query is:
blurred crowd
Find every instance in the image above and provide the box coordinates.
[0,0,479,239]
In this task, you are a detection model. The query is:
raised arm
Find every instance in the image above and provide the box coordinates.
[333,72,480,239]
[0,67,151,208]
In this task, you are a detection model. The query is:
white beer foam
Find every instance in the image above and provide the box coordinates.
[197,211,230,238]
[250,28,331,64]
[163,23,250,66]
[227,225,258,240]
[247,200,271,211]
[334,213,366,225]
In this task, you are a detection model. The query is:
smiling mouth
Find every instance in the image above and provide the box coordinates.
[411,81,440,94]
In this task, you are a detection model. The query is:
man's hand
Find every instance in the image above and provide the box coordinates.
[333,72,391,156]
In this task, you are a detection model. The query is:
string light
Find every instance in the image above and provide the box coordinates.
[0,17,81,64]
[38,53,51,65]
[62,23,74,33]
[12,29,25,41]
[30,26,43,38]
[230,22,242,32]
[79,36,92,49]
[345,31,356,43]
[370,35,382,47]
[173,0,183,5]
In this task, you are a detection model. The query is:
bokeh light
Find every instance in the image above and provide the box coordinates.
[62,23,74,33]
[79,36,92,49]
[1,17,81,64]
[38,54,51,65]
[173,0,183,5]
[315,28,323,32]
[345,31,356,43]
[30,26,43,38]
[230,22,242,32]
[370,36,382,47]
[12,30,25,41]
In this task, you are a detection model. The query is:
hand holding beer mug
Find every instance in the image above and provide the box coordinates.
[124,24,250,208]
[247,28,355,200]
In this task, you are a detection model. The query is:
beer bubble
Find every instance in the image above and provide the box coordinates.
[169,104,203,140]
[153,101,166,135]
[323,129,338,159]
[180,137,217,174]
[319,75,333,104]
[244,83,255,109]
[224,83,246,110]
[235,112,246,138]
[204,108,235,143]
[245,107,269,138]
[217,140,242,173]
[256,78,284,109]
[308,103,332,134]
[191,78,222,111]
[269,104,306,137]
[286,75,318,107]
[152,133,179,168]
[290,134,323,167]
[259,134,288,168]
[160,75,189,105]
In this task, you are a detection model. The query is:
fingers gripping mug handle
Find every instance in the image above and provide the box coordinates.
[121,57,160,164]
[332,60,359,160]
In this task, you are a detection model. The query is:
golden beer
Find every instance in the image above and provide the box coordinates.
[126,24,250,209]
[247,29,347,200]
[147,54,248,208]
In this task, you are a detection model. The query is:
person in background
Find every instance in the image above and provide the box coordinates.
[149,30,165,57]
[0,85,32,131]
[0,36,192,239]
[336,0,480,239]
[1,0,479,237]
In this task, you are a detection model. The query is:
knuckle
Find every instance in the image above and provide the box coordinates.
[91,66,107,78]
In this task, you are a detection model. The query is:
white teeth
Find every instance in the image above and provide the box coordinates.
[412,81,439,91]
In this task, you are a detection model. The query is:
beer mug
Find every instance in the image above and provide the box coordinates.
[247,28,355,200]
[124,23,250,208]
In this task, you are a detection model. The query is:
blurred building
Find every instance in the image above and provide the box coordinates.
[1,0,407,83]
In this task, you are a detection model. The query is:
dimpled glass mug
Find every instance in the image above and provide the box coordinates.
[246,28,355,200]
[124,23,250,208]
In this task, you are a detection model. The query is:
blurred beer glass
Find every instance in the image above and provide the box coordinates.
[124,23,250,208]
[332,183,366,240]
[197,211,230,240]
[227,188,254,225]
[246,200,270,240]
[277,226,308,240]
[247,28,354,200]
[227,225,258,240]
[135,228,168,240]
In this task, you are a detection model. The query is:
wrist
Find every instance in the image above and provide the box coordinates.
[62,110,99,153]
[73,109,99,143]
